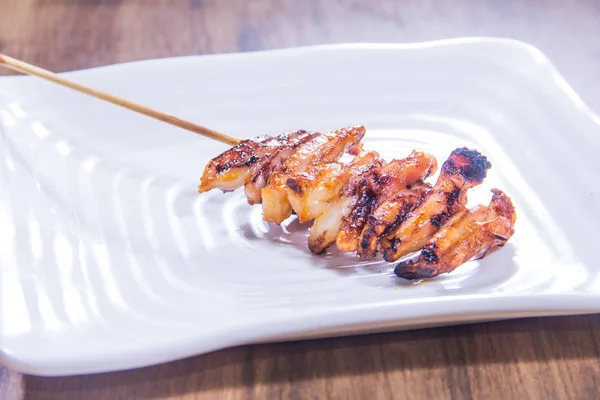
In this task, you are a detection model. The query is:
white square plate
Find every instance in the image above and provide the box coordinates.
[1,38,600,376]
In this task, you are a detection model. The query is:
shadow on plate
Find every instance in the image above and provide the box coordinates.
[240,215,519,291]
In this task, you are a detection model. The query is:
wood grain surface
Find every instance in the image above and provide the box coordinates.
[2,0,600,399]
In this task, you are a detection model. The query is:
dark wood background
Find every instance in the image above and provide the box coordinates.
[2,0,600,399]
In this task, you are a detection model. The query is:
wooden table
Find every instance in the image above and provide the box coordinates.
[2,1,600,399]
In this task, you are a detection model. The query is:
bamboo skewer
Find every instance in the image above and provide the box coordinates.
[0,54,241,146]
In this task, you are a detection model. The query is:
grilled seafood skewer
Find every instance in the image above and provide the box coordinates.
[197,126,516,280]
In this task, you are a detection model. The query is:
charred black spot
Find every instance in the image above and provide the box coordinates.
[442,160,457,175]
[371,170,385,185]
[379,175,391,185]
[453,147,491,182]
[360,231,376,252]
[447,187,461,207]
[494,234,508,241]
[364,188,378,209]
[422,245,439,264]
[350,188,378,230]
[243,155,260,167]
[430,213,447,228]
[394,264,438,280]
[389,237,402,251]
[384,205,412,235]
[215,164,227,173]
[286,178,303,195]
[360,234,371,249]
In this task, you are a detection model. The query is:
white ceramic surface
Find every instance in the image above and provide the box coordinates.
[1,38,600,377]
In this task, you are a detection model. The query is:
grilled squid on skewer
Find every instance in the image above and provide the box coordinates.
[198,125,516,281]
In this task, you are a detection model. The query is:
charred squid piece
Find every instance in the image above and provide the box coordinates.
[335,165,383,253]
[244,131,318,204]
[394,189,516,280]
[380,147,492,262]
[285,151,380,223]
[357,181,431,258]
[356,150,438,258]
[308,160,384,254]
[199,130,309,193]
[261,125,366,225]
